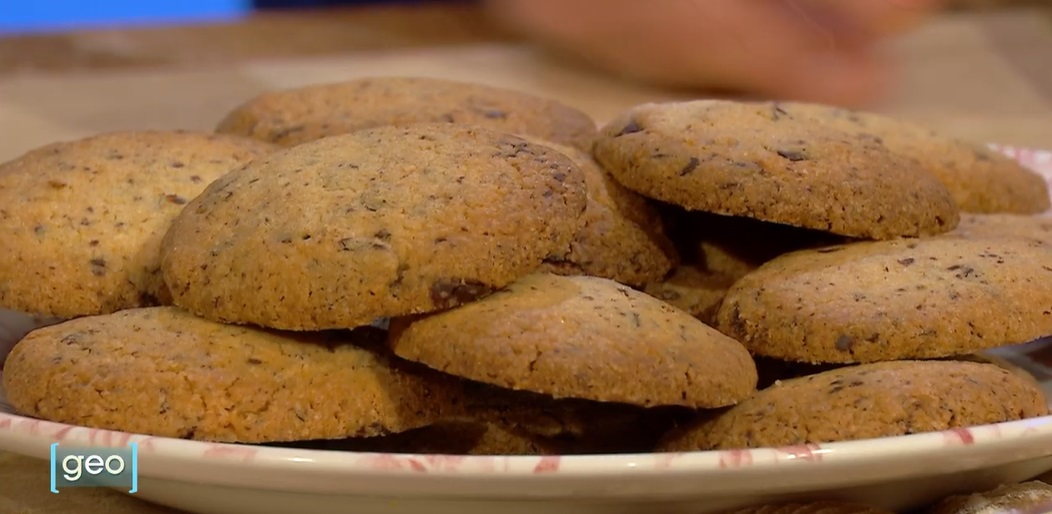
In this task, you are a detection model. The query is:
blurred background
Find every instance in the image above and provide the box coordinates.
[0,0,435,34]
[1,0,1041,35]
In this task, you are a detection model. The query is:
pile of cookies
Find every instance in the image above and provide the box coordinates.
[1,76,1051,457]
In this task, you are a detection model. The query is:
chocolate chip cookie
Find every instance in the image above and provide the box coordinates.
[947,213,1052,246]
[0,131,277,318]
[715,237,1052,363]
[657,360,1048,451]
[592,100,960,239]
[215,76,598,150]
[388,273,758,408]
[772,102,1051,214]
[521,137,676,286]
[160,124,587,330]
[642,265,736,325]
[2,307,464,443]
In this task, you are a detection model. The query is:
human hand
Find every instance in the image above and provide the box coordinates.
[484,0,945,107]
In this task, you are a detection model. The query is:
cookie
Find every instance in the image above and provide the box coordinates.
[662,209,852,282]
[721,501,893,514]
[715,237,1052,364]
[950,352,1043,391]
[642,265,735,325]
[947,213,1052,246]
[2,307,464,443]
[160,124,587,330]
[925,481,1052,514]
[388,273,758,408]
[0,131,277,318]
[657,360,1049,451]
[452,381,690,452]
[215,76,598,150]
[772,102,1051,214]
[592,100,960,240]
[519,136,675,286]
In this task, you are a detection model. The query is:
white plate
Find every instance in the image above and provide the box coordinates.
[1,146,1052,514]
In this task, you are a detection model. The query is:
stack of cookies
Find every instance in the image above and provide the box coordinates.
[1,76,1050,456]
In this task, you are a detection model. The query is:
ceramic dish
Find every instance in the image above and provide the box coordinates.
[0,146,1050,514]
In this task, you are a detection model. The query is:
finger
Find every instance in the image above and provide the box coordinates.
[652,0,888,105]
[483,0,890,106]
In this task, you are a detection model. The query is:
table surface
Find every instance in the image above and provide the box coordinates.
[1,3,1052,513]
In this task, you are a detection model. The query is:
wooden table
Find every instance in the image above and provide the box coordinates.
[1,2,1051,512]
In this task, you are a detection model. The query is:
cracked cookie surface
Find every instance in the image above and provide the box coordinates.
[1,307,465,443]
[592,100,960,240]
[215,76,598,151]
[160,124,587,330]
[388,273,757,408]
[715,237,1052,364]
[0,131,277,318]
[657,360,1048,451]
[771,102,1051,214]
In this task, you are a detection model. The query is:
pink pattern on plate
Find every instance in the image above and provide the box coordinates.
[26,419,46,437]
[137,437,160,453]
[202,444,259,462]
[994,145,1052,191]
[654,452,686,470]
[0,418,10,430]
[943,427,976,446]
[775,444,824,462]
[358,453,430,472]
[532,455,561,474]
[718,449,754,469]
[87,427,135,449]
[422,455,465,472]
[52,425,75,442]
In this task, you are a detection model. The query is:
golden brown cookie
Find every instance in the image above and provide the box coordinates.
[215,76,597,150]
[388,273,758,408]
[951,352,1043,391]
[592,100,960,240]
[642,265,735,325]
[520,136,675,286]
[947,213,1052,246]
[715,237,1052,364]
[0,131,277,318]
[773,102,1051,214]
[161,124,587,331]
[2,307,464,443]
[657,360,1049,451]
[721,501,893,514]
[925,482,1052,514]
